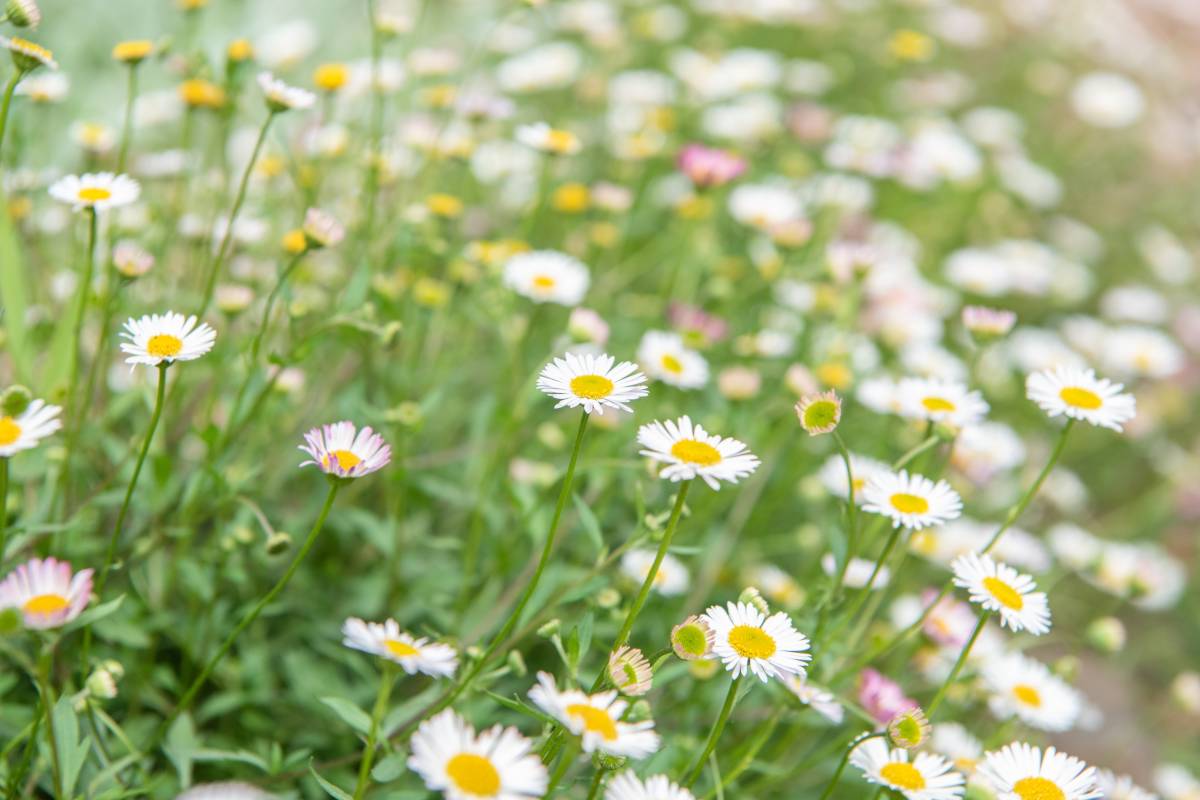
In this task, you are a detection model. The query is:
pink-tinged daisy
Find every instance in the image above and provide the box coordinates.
[0,557,93,629]
[637,416,759,490]
[677,143,747,188]
[299,421,391,478]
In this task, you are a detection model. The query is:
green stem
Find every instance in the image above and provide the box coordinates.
[58,207,99,507]
[584,767,607,800]
[926,611,988,718]
[823,431,858,623]
[817,731,884,800]
[892,434,939,472]
[250,252,305,362]
[543,739,579,798]
[353,661,395,800]
[35,650,63,800]
[707,705,783,796]
[0,71,21,162]
[0,458,8,563]
[683,675,742,787]
[824,524,901,644]
[116,65,139,174]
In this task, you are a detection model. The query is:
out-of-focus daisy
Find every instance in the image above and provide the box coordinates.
[898,378,989,428]
[962,306,1016,339]
[49,172,140,212]
[818,452,889,502]
[636,331,709,390]
[503,250,589,306]
[299,421,391,479]
[821,554,890,589]
[527,672,660,758]
[536,352,648,415]
[341,617,456,677]
[257,71,316,111]
[605,771,694,800]
[112,40,154,64]
[862,470,962,530]
[0,397,61,457]
[302,207,345,250]
[951,552,1050,635]
[931,723,983,776]
[175,782,273,800]
[0,557,93,629]
[0,35,55,71]
[701,601,810,682]
[977,742,1100,800]
[620,549,688,596]
[637,416,760,490]
[795,390,842,435]
[113,241,154,278]
[784,676,844,723]
[982,654,1083,732]
[1025,366,1136,432]
[179,78,225,109]
[677,143,747,188]
[4,0,40,29]
[120,311,215,368]
[1070,71,1144,129]
[1096,770,1158,800]
[409,709,547,799]
[671,615,714,661]
[859,668,918,725]
[515,122,581,155]
[606,646,652,696]
[849,737,965,800]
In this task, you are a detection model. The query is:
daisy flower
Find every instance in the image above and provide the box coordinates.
[302,207,345,249]
[701,601,811,683]
[931,723,983,776]
[0,398,61,457]
[120,311,216,368]
[850,738,965,800]
[982,653,1082,732]
[299,421,391,479]
[341,617,457,677]
[48,172,140,212]
[527,672,660,759]
[536,352,648,415]
[677,143,747,189]
[605,771,695,800]
[862,470,962,530]
[637,416,760,490]
[898,378,989,428]
[503,250,590,306]
[784,676,844,723]
[1025,366,1136,432]
[795,390,842,435]
[1096,770,1158,800]
[620,549,688,596]
[818,452,889,503]
[962,306,1016,338]
[951,552,1051,635]
[515,122,581,155]
[0,35,55,71]
[976,742,1100,800]
[0,557,93,629]
[175,782,273,800]
[671,615,714,661]
[112,40,154,64]
[409,709,547,800]
[606,646,652,696]
[257,71,316,111]
[636,331,709,389]
[4,0,40,29]
[821,554,890,589]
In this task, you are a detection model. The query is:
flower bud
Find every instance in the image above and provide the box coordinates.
[265,531,292,555]
[537,619,560,638]
[506,649,527,677]
[739,586,770,616]
[1085,616,1125,653]
[887,707,931,749]
[1,385,32,416]
[5,0,40,29]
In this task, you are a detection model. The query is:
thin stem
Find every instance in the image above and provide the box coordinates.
[825,524,901,643]
[116,65,139,173]
[892,434,939,472]
[683,675,742,787]
[817,731,885,800]
[250,251,305,362]
[543,739,579,798]
[982,420,1075,553]
[707,705,783,796]
[58,207,100,508]
[828,431,858,602]
[0,71,21,161]
[926,611,989,718]
[0,458,8,563]
[35,650,63,800]
[584,767,607,800]
[352,661,395,800]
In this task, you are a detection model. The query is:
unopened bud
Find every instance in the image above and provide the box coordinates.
[506,649,527,677]
[1,385,32,416]
[1085,616,1125,653]
[537,619,560,638]
[265,531,292,555]
[739,587,770,616]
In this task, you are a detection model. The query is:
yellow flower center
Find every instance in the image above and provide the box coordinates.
[921,396,956,413]
[1011,683,1042,707]
[113,40,153,62]
[78,187,112,202]
[954,757,978,773]
[384,639,418,658]
[545,129,576,153]
[1012,776,1065,800]
[323,449,362,471]
[983,576,1024,610]
[566,703,618,741]
[0,417,21,446]
[567,374,613,400]
[313,63,349,91]
[532,275,556,290]
[146,333,183,358]
[23,593,70,616]
[880,762,926,790]
[445,753,501,796]
[889,493,929,514]
[660,354,684,374]
[670,439,721,466]
[1059,386,1102,410]
[727,625,777,659]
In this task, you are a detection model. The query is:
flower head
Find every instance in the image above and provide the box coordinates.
[1025,366,1136,432]
[951,552,1051,635]
[112,40,154,64]
[605,772,695,800]
[606,645,652,696]
[0,35,54,71]
[859,668,918,725]
[796,391,842,435]
[637,331,709,390]
[113,241,155,278]
[850,738,965,800]
[342,617,457,677]
[516,122,581,155]
[977,742,1100,800]
[862,470,962,530]
[302,207,345,249]
[536,352,648,415]
[637,416,759,490]
[0,557,93,629]
[982,654,1083,732]
[677,143,747,188]
[785,676,844,723]
[0,397,60,457]
[178,78,225,109]
[671,615,714,661]
[120,311,215,368]
[258,71,316,112]
[962,305,1016,339]
[49,172,139,212]
[888,707,932,750]
[503,250,590,306]
[5,0,40,29]
[701,601,811,682]
[409,709,548,799]
[527,672,660,758]
[299,421,391,479]
[898,378,989,428]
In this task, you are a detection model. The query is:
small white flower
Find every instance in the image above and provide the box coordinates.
[898,378,989,428]
[0,557,93,630]
[257,71,316,111]
[951,552,1050,635]
[0,398,61,457]
[605,771,694,800]
[982,654,1083,733]
[850,737,965,800]
[637,415,760,490]
[977,742,1100,800]
[619,549,688,596]
[1025,366,1136,432]
[341,617,457,677]
[515,121,581,155]
[409,709,547,799]
[503,250,590,306]
[702,601,811,683]
[49,172,140,212]
[527,672,660,759]
[120,311,215,368]
[784,676,844,723]
[536,352,648,415]
[862,470,962,530]
[636,331,709,390]
[299,421,391,478]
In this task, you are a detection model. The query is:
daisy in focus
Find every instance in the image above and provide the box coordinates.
[527,672,660,758]
[1026,366,1136,432]
[638,416,760,489]
[0,557,93,629]
[536,352,648,415]
[850,737,965,800]
[503,250,590,306]
[636,331,709,389]
[605,771,695,800]
[701,601,811,682]
[257,71,316,111]
[898,378,989,428]
[120,311,216,368]
[0,397,61,457]
[299,421,391,478]
[976,742,1100,800]
[409,709,547,800]
[49,172,139,212]
[862,470,962,530]
[982,653,1083,732]
[951,552,1051,635]
[341,617,457,677]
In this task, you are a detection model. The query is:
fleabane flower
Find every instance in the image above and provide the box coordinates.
[784,676,844,723]
[850,738,965,800]
[795,390,842,435]
[302,207,345,249]
[976,742,1100,800]
[1096,770,1157,800]
[636,331,709,390]
[527,672,660,758]
[258,70,316,111]
[342,617,457,677]
[951,552,1051,635]
[605,771,695,800]
[49,172,140,212]
[982,654,1083,732]
[1025,366,1136,432]
[671,615,714,661]
[862,470,962,530]
[898,378,989,428]
[0,398,61,457]
[515,122,581,155]
[638,416,759,490]
[503,250,590,306]
[962,305,1016,339]
[0,35,54,71]
[606,645,652,696]
[0,557,93,629]
[120,311,215,368]
[536,352,648,415]
[409,709,548,800]
[4,0,40,29]
[701,601,811,682]
[299,421,391,478]
[677,143,747,188]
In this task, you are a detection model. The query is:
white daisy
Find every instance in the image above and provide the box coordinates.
[0,557,93,629]
[1096,770,1158,800]
[527,672,660,759]
[636,331,709,390]
[637,416,760,490]
[299,421,391,478]
[1025,366,1136,432]
[515,122,581,155]
[536,352,648,415]
[862,470,962,530]
[606,646,653,697]
[48,172,140,212]
[818,452,889,503]
[605,772,694,800]
[898,378,989,428]
[977,742,1100,800]
[409,709,547,800]
[982,654,1083,732]
[120,311,216,368]
[951,552,1051,635]
[821,553,890,589]
[0,398,61,457]
[503,250,590,306]
[257,71,316,111]
[0,35,56,70]
[619,549,688,596]
[174,782,274,800]
[850,737,965,800]
[701,601,811,683]
[784,676,844,723]
[341,617,457,677]
[930,723,983,776]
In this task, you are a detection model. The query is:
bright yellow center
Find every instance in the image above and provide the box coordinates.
[1012,777,1065,800]
[78,187,112,202]
[569,374,614,400]
[445,753,501,796]
[384,638,418,658]
[23,594,70,615]
[670,439,721,466]
[880,762,926,790]
[532,275,556,290]
[921,396,956,413]
[0,417,21,446]
[313,63,349,91]
[890,493,929,514]
[113,40,153,61]
[545,129,576,152]
[566,703,617,741]
[983,576,1024,610]
[1059,387,1102,410]
[728,625,776,659]
[1012,684,1042,707]
[660,354,684,374]
[146,333,183,358]
[324,449,362,471]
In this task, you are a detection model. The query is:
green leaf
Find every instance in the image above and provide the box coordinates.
[319,696,372,735]
[163,713,198,786]
[192,748,270,772]
[309,759,354,800]
[572,493,604,555]
[63,594,125,633]
[483,691,556,725]
[370,750,407,783]
[52,696,90,799]
[0,200,32,383]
